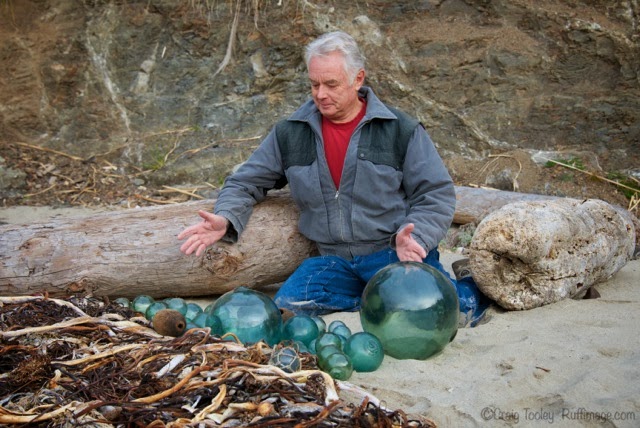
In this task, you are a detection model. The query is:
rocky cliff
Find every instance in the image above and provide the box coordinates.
[1,0,638,206]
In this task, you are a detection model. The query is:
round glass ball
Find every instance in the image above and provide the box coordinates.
[269,346,301,373]
[210,286,283,346]
[132,295,155,315]
[344,332,384,372]
[185,303,203,322]
[322,351,353,381]
[192,311,222,334]
[360,262,459,360]
[164,297,188,316]
[282,315,320,347]
[315,332,343,353]
[145,301,167,320]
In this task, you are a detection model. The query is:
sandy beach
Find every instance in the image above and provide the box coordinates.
[1,206,638,427]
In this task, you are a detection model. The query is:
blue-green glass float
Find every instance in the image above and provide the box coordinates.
[321,351,353,380]
[344,332,384,372]
[330,324,352,340]
[269,346,301,373]
[132,295,155,315]
[192,311,222,334]
[185,303,204,322]
[311,316,326,334]
[282,315,320,347]
[327,320,346,332]
[308,338,318,355]
[164,297,188,316]
[113,297,131,308]
[360,262,459,360]
[315,332,343,353]
[210,286,283,346]
[317,344,343,364]
[145,301,167,320]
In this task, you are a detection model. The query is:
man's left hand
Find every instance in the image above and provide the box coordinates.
[395,223,427,262]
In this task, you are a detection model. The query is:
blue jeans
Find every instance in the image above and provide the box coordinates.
[273,247,490,326]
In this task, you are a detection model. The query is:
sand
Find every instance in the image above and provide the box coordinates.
[1,206,638,427]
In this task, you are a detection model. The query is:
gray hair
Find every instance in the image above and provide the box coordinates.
[305,31,366,84]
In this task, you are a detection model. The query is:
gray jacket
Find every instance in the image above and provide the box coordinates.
[214,86,456,259]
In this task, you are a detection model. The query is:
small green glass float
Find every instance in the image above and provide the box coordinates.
[322,351,353,381]
[317,344,343,365]
[344,332,384,372]
[360,262,459,360]
[307,338,318,355]
[282,315,320,347]
[145,301,167,320]
[330,324,352,340]
[192,311,222,334]
[293,341,310,354]
[327,320,346,332]
[132,295,155,315]
[185,303,203,322]
[311,316,326,334]
[269,346,301,373]
[203,302,216,314]
[113,297,131,308]
[315,332,343,353]
[164,297,188,316]
[210,286,283,346]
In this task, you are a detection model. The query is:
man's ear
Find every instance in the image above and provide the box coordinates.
[354,69,366,89]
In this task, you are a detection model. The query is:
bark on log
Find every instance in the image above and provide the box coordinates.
[0,192,317,299]
[467,198,636,310]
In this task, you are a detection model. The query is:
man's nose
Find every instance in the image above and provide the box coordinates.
[316,85,328,99]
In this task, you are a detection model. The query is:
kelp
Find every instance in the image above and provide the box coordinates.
[0,295,435,427]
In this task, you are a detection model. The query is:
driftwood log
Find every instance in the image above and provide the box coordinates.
[0,187,636,300]
[468,198,636,310]
[0,192,317,299]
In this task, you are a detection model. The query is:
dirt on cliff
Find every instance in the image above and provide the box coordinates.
[0,0,638,219]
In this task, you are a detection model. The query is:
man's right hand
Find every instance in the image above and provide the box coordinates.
[177,210,230,256]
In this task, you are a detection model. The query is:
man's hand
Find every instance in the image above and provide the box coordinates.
[395,223,427,262]
[177,211,230,257]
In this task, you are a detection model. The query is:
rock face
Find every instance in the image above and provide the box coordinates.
[1,0,638,188]
[468,198,636,310]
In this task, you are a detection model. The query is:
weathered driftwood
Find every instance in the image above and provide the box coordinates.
[0,192,317,299]
[452,186,563,224]
[454,186,639,254]
[0,187,635,300]
[468,198,636,310]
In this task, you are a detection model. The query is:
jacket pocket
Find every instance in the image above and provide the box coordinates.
[352,160,406,240]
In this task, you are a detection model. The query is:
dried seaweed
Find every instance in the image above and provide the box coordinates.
[0,295,436,427]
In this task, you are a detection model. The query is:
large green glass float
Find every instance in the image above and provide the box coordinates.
[210,286,283,346]
[360,262,459,360]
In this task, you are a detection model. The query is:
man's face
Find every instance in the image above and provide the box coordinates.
[308,51,365,123]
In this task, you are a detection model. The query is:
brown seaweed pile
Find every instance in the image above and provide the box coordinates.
[0,295,436,427]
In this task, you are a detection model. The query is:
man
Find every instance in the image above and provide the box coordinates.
[178,31,488,326]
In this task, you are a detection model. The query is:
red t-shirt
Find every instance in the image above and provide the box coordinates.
[322,101,367,188]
